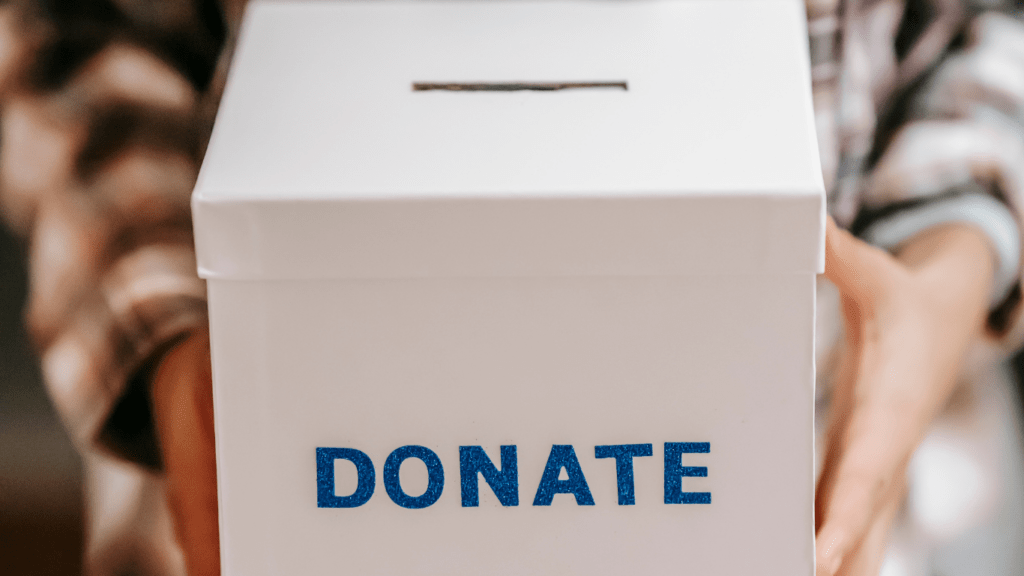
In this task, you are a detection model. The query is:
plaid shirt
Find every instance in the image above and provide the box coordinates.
[1,0,1023,574]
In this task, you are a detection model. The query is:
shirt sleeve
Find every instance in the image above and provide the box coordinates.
[0,1,227,467]
[851,11,1024,345]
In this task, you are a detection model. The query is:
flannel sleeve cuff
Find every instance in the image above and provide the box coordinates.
[859,191,1021,307]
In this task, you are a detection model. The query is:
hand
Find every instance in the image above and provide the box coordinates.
[140,218,996,576]
[815,217,995,575]
[151,328,220,576]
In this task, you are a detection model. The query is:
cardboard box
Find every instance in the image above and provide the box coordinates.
[193,0,824,573]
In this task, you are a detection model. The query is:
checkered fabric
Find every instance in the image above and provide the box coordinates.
[0,1,1023,574]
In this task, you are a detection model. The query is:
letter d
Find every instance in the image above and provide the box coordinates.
[317,447,375,508]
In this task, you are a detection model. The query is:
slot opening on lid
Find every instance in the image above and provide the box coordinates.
[412,81,628,92]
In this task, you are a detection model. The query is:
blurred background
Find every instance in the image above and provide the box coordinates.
[0,0,222,569]
[1,225,83,576]
[2,0,1024,575]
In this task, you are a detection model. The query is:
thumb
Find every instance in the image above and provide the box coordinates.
[824,216,896,304]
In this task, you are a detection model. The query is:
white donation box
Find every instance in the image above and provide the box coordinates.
[192,0,824,574]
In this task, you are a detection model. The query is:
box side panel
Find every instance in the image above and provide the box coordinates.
[208,275,815,575]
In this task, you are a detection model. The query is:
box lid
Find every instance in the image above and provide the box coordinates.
[193,0,825,280]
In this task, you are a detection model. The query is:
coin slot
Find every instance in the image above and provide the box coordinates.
[412,81,627,92]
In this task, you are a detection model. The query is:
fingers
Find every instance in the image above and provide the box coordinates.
[817,218,922,575]
[842,473,905,576]
[815,460,896,575]
[151,329,221,576]
[817,468,905,576]
[816,333,921,575]
[815,296,928,576]
[815,467,880,574]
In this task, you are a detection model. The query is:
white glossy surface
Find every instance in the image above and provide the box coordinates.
[196,0,821,200]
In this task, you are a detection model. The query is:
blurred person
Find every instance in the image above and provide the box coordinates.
[0,1,1022,576]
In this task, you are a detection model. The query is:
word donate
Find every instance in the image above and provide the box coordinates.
[316,442,711,509]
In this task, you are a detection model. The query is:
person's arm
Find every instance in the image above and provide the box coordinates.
[0,2,233,573]
[815,217,995,575]
[816,10,1024,572]
[152,329,220,576]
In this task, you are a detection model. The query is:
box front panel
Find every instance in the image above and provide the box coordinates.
[208,275,814,575]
